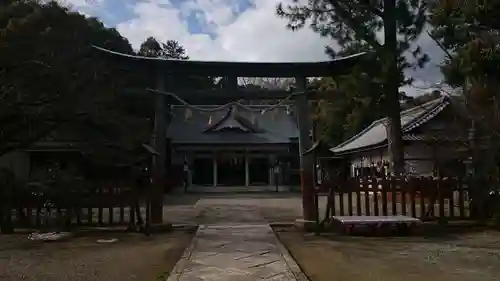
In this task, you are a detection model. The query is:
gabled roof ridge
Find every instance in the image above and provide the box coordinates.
[204,107,258,133]
[375,96,448,125]
[403,96,451,132]
[330,96,449,152]
[401,96,447,115]
[233,114,261,132]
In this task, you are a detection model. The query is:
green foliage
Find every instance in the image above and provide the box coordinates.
[138,36,215,90]
[276,0,429,159]
[429,0,500,129]
[430,0,500,184]
[0,0,151,165]
[139,36,189,59]
[311,71,386,146]
[308,42,386,145]
[276,0,429,86]
[430,0,500,89]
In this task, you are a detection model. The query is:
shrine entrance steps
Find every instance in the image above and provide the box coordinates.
[166,224,307,281]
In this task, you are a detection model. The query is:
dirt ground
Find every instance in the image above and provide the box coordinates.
[274,225,500,281]
[0,228,196,281]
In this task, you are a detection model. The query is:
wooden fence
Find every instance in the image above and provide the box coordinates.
[322,177,471,222]
[2,180,152,233]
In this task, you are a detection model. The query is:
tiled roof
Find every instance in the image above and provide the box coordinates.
[402,134,467,142]
[330,97,452,154]
[167,105,299,145]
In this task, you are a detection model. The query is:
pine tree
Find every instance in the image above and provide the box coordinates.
[276,0,429,174]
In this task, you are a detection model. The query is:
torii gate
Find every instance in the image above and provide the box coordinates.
[92,45,367,226]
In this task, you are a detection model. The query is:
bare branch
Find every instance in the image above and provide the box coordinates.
[426,30,453,60]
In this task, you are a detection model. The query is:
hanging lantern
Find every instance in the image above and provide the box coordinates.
[184,107,192,121]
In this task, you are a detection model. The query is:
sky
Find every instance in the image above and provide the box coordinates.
[64,0,449,96]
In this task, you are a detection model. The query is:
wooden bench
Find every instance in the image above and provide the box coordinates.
[330,215,423,236]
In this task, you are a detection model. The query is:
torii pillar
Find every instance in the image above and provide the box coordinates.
[294,76,316,226]
[151,74,168,224]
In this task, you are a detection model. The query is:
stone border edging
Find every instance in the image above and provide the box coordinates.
[165,226,200,281]
[273,230,311,281]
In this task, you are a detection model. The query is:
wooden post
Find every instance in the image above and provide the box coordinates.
[294,76,315,225]
[213,151,217,187]
[151,74,167,224]
[244,152,250,187]
[269,154,276,186]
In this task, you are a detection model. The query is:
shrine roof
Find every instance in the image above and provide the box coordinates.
[167,104,298,145]
[330,97,452,155]
[92,45,369,77]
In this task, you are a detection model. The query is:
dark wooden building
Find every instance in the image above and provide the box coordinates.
[167,104,301,188]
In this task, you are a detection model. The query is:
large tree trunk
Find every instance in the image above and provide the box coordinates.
[383,0,405,175]
[386,111,405,175]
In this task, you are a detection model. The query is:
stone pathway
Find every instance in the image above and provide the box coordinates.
[166,224,307,281]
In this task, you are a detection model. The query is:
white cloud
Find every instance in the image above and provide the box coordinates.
[181,0,238,27]
[116,0,334,62]
[67,0,446,92]
[59,0,104,8]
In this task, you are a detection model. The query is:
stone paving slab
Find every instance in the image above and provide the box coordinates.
[166,224,308,281]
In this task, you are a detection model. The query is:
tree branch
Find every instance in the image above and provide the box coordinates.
[359,0,384,18]
[426,30,453,60]
[326,2,383,50]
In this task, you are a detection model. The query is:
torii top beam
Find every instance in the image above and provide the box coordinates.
[92,45,369,78]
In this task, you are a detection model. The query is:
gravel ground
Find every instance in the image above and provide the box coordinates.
[275,225,500,281]
[0,193,488,281]
[0,193,304,281]
[0,229,195,281]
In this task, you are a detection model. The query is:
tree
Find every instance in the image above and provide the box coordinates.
[429,0,500,84]
[139,37,163,57]
[430,0,500,159]
[239,77,294,90]
[137,37,214,92]
[0,0,152,164]
[430,0,500,218]
[0,0,158,233]
[161,40,189,60]
[276,0,429,174]
[309,42,387,146]
[139,37,189,59]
